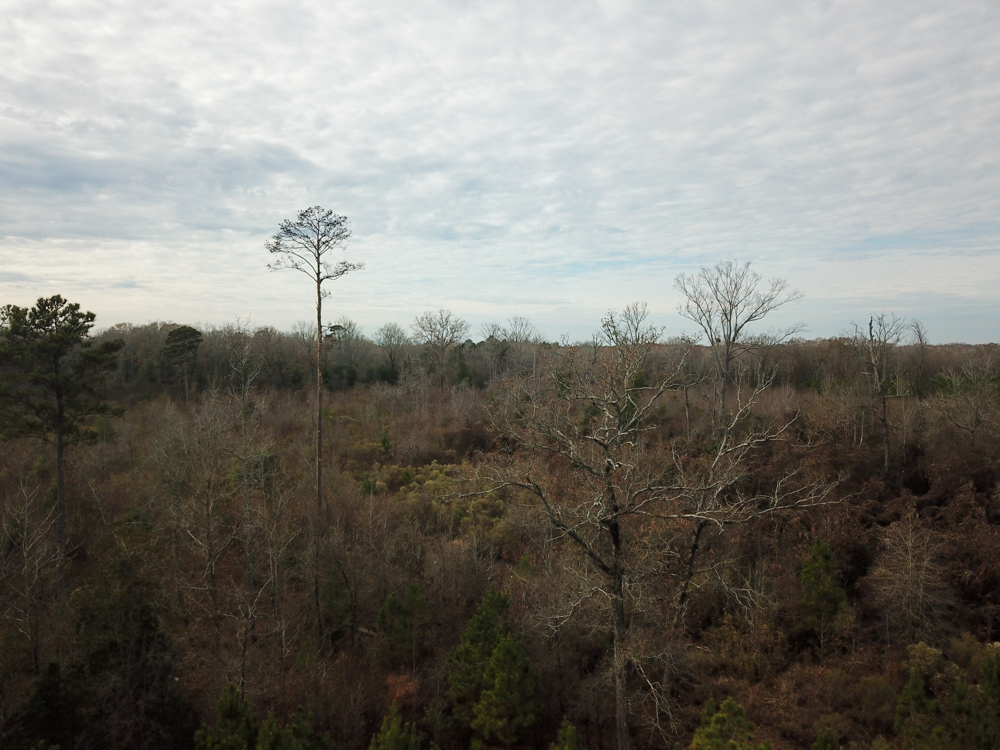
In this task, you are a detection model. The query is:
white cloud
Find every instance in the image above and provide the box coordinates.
[1,0,999,342]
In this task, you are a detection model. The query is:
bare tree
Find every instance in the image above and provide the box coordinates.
[411,309,470,389]
[849,313,906,475]
[506,315,537,346]
[374,323,410,382]
[480,322,510,381]
[506,315,542,376]
[483,302,682,750]
[909,320,930,402]
[154,393,236,665]
[929,356,1000,448]
[674,260,802,419]
[0,483,57,675]
[869,512,953,645]
[266,207,362,513]
[481,302,837,749]
[329,316,369,377]
[291,320,316,361]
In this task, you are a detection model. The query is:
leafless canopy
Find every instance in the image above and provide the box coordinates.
[412,309,470,389]
[674,260,802,415]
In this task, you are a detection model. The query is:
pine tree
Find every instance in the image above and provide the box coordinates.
[689,696,771,750]
[378,583,428,670]
[162,324,202,402]
[471,634,539,749]
[979,650,1000,749]
[258,712,297,750]
[800,539,846,661]
[549,717,585,750]
[368,704,423,750]
[894,666,943,749]
[448,590,512,729]
[0,296,123,588]
[195,684,259,750]
[3,662,80,749]
[813,725,839,750]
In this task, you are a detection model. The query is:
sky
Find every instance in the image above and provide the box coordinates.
[2,0,999,344]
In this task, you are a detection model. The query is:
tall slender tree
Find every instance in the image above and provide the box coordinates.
[0,296,123,590]
[267,207,362,642]
[849,313,905,475]
[266,207,362,512]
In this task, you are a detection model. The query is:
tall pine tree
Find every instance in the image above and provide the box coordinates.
[800,539,846,661]
[471,634,539,749]
[448,590,512,729]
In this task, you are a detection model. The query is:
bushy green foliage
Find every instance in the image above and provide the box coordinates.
[549,718,585,750]
[70,540,198,748]
[891,641,1000,750]
[799,540,846,659]
[195,684,259,750]
[3,662,80,750]
[257,709,330,750]
[378,583,428,669]
[470,634,539,749]
[196,686,330,750]
[448,590,512,729]
[689,695,771,750]
[812,725,839,750]
[0,295,123,443]
[368,704,423,750]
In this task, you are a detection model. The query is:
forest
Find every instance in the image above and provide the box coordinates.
[2,263,1000,750]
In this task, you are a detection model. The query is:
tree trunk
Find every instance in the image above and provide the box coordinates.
[55,409,66,597]
[611,569,630,750]
[675,521,709,629]
[881,394,890,476]
[206,494,221,662]
[316,278,324,512]
[683,386,691,439]
[315,277,324,642]
[608,511,630,750]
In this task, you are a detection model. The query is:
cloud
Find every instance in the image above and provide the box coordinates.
[1,0,999,342]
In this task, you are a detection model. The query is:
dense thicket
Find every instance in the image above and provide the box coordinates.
[2,306,1000,750]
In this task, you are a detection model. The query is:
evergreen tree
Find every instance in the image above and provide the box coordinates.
[195,684,259,750]
[549,718,585,750]
[689,696,771,750]
[378,583,428,670]
[894,666,944,749]
[448,590,512,729]
[70,538,197,748]
[3,662,80,750]
[471,634,539,749]
[979,650,1000,749]
[258,712,296,750]
[800,540,846,660]
[162,324,202,402]
[368,704,423,750]
[0,296,123,588]
[940,676,979,750]
[813,725,839,750]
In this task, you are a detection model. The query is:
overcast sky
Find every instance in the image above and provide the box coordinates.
[2,0,999,343]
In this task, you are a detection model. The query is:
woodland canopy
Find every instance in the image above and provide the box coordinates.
[2,286,1000,750]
